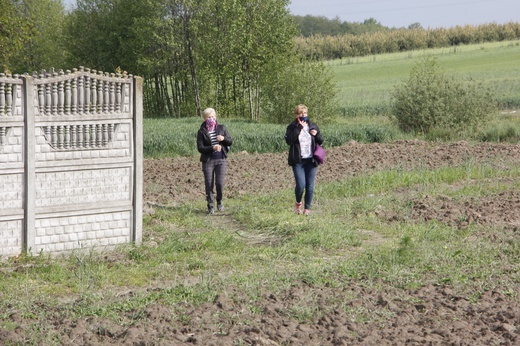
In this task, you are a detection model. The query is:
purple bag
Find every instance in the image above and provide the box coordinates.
[313,144,326,164]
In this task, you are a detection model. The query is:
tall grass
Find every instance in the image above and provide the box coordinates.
[144,110,519,157]
[143,117,400,157]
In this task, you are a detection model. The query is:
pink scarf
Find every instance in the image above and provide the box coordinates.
[205,118,217,132]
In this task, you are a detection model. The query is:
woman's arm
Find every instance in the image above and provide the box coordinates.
[197,130,213,154]
[309,122,323,145]
[218,125,233,147]
[284,122,301,145]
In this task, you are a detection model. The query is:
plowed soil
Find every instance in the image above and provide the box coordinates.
[2,140,519,345]
[141,141,520,345]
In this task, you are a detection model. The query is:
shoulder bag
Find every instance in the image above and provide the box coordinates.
[313,144,326,164]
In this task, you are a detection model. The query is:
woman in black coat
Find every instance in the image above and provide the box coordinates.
[197,108,233,214]
[284,104,323,216]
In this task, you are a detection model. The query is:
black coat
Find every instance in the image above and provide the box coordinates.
[284,119,323,166]
[197,122,233,162]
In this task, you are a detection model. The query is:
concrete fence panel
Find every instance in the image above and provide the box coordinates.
[0,67,142,258]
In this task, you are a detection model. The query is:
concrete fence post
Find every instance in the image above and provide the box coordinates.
[23,75,36,254]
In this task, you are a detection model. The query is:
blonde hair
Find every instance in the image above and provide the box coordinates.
[294,104,308,115]
[202,107,216,119]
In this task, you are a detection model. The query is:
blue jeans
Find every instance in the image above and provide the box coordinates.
[292,158,318,210]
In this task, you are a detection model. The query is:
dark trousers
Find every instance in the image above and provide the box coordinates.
[202,158,227,209]
[292,158,318,210]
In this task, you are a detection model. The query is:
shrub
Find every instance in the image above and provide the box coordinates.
[390,56,498,135]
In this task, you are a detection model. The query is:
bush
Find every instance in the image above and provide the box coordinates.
[390,56,498,135]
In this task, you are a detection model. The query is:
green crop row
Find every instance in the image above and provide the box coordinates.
[143,117,400,158]
[144,111,520,158]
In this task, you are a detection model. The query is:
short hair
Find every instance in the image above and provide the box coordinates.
[202,107,216,119]
[294,104,308,115]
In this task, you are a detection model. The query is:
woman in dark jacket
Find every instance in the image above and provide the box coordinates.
[284,104,323,216]
[197,108,233,214]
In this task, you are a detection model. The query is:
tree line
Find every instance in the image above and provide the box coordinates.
[1,0,337,122]
[2,1,518,121]
[293,16,391,37]
[295,22,520,60]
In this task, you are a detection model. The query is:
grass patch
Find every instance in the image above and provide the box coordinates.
[2,162,517,331]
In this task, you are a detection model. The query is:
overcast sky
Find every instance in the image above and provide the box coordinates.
[289,0,519,28]
[63,0,518,29]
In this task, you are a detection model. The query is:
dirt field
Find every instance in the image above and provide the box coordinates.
[141,140,519,345]
[2,140,519,345]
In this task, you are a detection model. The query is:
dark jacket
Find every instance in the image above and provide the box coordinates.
[284,119,323,166]
[197,122,233,162]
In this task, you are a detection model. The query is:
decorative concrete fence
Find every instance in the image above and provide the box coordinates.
[0,67,143,258]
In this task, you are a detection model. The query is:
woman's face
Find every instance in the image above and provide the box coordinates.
[204,112,216,121]
[295,109,307,119]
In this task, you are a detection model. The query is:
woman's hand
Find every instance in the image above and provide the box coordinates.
[213,144,222,152]
[310,129,317,136]
[216,135,224,142]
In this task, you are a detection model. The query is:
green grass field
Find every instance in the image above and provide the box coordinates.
[329,40,520,115]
